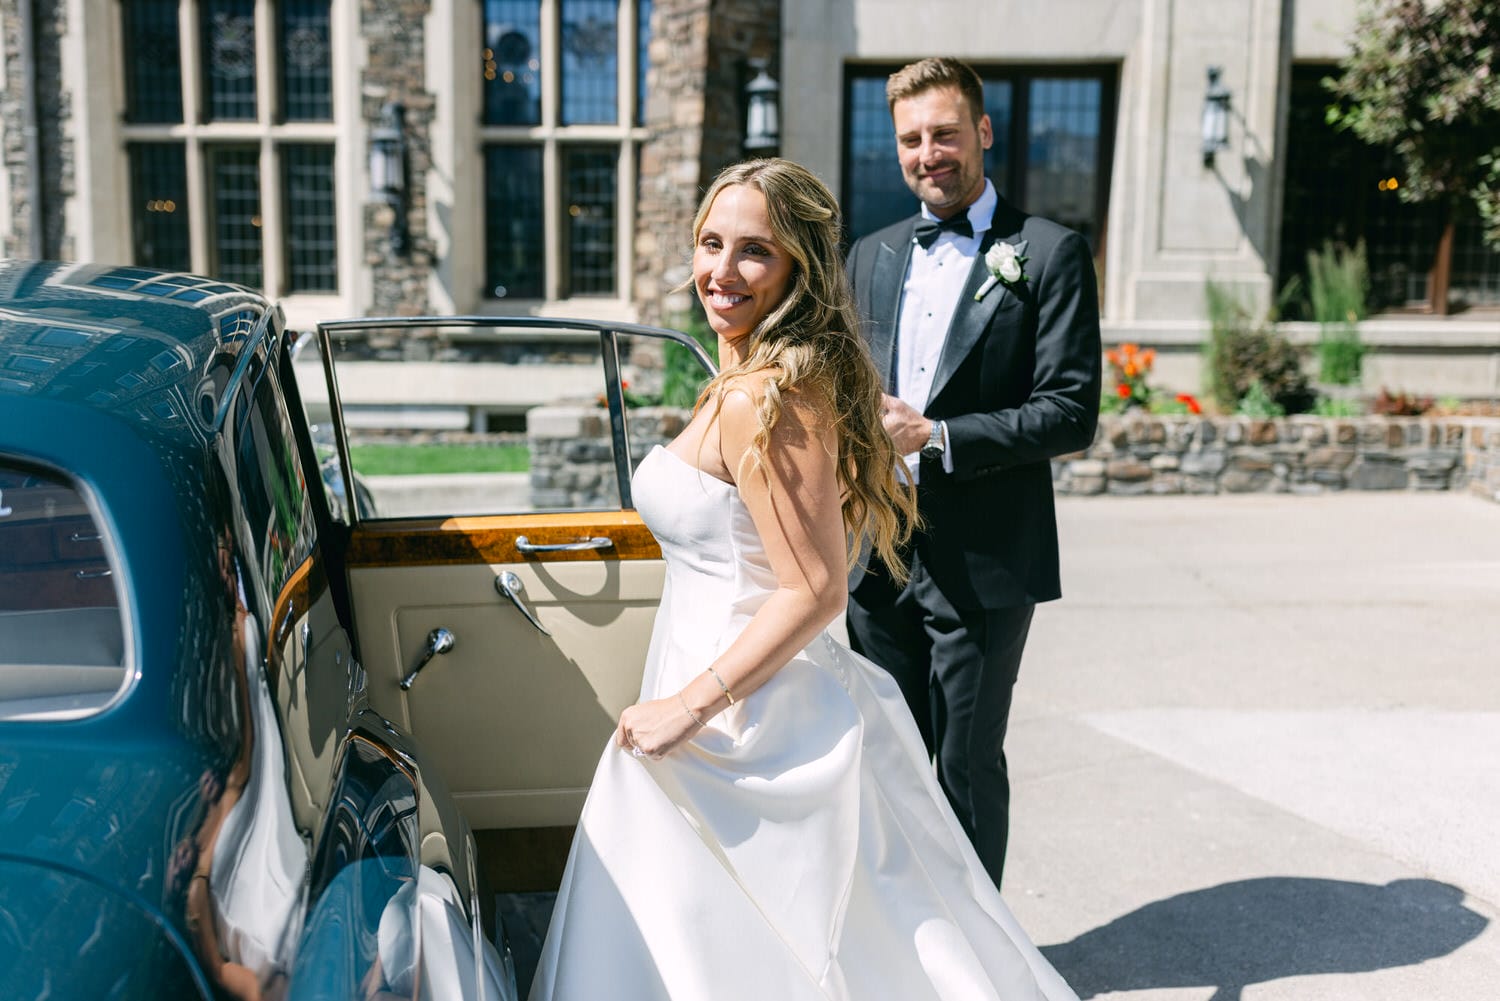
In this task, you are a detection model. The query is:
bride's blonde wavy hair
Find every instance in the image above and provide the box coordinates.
[689,158,918,581]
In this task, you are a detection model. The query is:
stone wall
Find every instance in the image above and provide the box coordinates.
[527,406,689,508]
[1057,414,1500,501]
[528,407,1500,508]
[362,0,434,316]
[2,0,70,260]
[633,0,779,328]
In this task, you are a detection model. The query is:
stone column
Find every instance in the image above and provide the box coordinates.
[632,0,779,329]
[362,0,435,317]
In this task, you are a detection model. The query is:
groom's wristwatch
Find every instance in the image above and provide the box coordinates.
[921,420,946,460]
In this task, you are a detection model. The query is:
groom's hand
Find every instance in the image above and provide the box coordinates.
[881,394,932,456]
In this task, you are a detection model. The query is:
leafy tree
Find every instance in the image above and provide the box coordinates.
[1323,0,1500,310]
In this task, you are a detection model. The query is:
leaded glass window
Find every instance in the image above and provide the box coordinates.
[1280,63,1500,313]
[481,0,649,302]
[561,0,618,126]
[483,0,543,126]
[123,0,183,124]
[202,0,258,122]
[280,0,333,122]
[119,2,339,296]
[210,147,263,288]
[283,145,337,292]
[129,144,191,273]
[485,146,546,300]
[563,147,617,295]
[636,0,652,126]
[1025,77,1104,246]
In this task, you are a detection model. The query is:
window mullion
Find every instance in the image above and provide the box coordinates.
[617,141,635,301]
[617,0,634,126]
[544,137,562,300]
[179,2,208,272]
[540,0,560,126]
[179,1,203,126]
[261,140,284,298]
[542,0,561,299]
[255,0,276,125]
[255,0,280,296]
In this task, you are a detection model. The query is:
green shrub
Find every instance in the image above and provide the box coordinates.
[1236,379,1286,418]
[660,306,719,409]
[1306,240,1368,385]
[1312,394,1364,417]
[1204,279,1316,415]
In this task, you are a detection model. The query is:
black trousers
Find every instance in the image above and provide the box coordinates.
[847,552,1035,890]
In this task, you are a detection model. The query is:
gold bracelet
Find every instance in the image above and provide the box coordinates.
[678,691,706,728]
[706,666,735,705]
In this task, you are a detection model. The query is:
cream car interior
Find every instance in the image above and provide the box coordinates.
[300,319,710,851]
[351,551,663,829]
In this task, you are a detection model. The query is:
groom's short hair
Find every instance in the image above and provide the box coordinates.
[886,58,985,124]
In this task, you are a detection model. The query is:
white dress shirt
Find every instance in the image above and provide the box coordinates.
[894,180,997,480]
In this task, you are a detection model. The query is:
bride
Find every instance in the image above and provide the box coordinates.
[528,158,1077,1001]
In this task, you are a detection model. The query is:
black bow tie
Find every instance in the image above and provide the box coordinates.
[914,214,973,248]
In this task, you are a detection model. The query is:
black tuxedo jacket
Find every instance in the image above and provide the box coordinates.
[847,195,1102,609]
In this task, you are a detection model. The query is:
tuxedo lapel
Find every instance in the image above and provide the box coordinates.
[925,200,1027,411]
[865,221,916,391]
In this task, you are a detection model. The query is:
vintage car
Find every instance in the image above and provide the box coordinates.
[0,261,714,999]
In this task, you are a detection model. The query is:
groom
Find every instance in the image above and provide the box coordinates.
[845,57,1101,888]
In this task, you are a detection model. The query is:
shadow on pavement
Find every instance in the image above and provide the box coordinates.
[1042,877,1488,1001]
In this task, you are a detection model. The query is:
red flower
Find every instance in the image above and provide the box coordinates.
[1176,392,1202,414]
[1117,383,1133,399]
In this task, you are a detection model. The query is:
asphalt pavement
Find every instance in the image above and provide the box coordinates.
[1005,491,1500,1000]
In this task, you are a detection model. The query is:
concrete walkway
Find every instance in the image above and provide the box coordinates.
[1007,491,1500,1000]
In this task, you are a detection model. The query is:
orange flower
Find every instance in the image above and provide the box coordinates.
[1105,349,1120,366]
[1124,362,1139,378]
[1121,343,1139,358]
[1140,349,1156,368]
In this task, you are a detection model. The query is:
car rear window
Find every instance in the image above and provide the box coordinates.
[0,462,129,721]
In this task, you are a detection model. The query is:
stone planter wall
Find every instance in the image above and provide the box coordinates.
[529,407,1500,507]
[528,406,689,508]
[1057,414,1500,501]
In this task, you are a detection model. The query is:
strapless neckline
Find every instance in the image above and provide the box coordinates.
[650,443,735,490]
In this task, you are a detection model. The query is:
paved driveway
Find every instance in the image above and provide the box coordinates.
[1008,492,1500,1000]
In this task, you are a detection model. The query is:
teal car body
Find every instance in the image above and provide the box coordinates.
[0,262,511,1000]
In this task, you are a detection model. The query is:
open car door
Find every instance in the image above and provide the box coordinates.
[296,317,714,831]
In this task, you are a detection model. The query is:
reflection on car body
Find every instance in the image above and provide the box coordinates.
[0,261,513,1000]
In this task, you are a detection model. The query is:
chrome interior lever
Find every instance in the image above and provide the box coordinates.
[400,627,456,690]
[495,571,551,635]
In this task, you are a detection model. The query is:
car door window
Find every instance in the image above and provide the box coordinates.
[291,321,715,520]
[288,318,716,832]
[0,462,128,721]
[230,362,316,613]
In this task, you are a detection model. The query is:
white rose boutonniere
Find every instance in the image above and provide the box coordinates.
[974,239,1029,301]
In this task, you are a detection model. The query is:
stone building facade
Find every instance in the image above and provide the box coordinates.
[1,0,1495,404]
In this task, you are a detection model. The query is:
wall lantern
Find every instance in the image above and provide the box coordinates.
[743,58,780,155]
[1201,66,1231,168]
[369,101,409,256]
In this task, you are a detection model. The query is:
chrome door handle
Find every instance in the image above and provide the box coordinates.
[495,571,550,635]
[399,627,456,690]
[514,535,614,554]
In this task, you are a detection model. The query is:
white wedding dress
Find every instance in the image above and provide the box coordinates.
[528,445,1077,1001]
